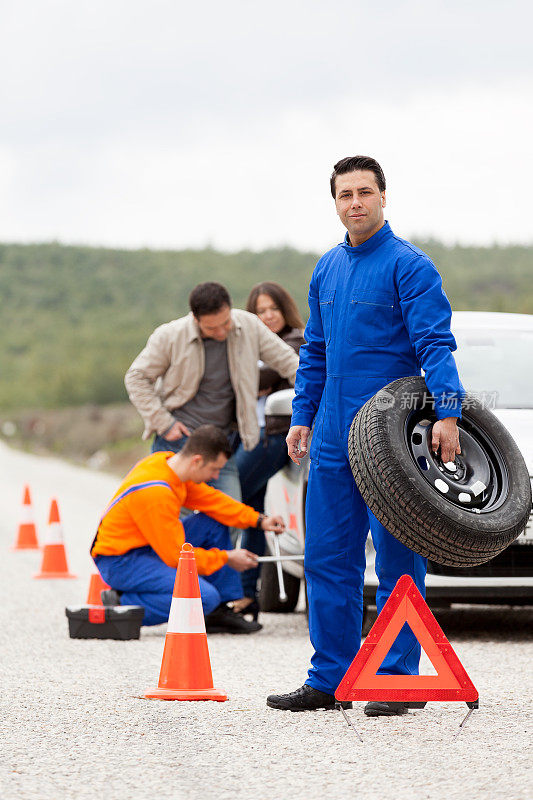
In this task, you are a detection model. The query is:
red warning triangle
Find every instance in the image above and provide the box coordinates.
[336,575,478,703]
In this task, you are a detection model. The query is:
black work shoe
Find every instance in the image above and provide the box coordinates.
[205,603,262,634]
[364,701,410,717]
[267,684,352,712]
[101,589,121,606]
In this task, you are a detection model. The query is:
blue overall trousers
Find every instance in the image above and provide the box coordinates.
[291,223,463,694]
[93,481,243,626]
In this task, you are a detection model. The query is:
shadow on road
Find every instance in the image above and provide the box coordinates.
[364,604,533,641]
[139,606,533,642]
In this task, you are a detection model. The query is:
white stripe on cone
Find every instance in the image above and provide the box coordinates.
[167,597,205,634]
[21,505,34,524]
[44,522,64,545]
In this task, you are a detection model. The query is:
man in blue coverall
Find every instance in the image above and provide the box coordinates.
[267,156,463,717]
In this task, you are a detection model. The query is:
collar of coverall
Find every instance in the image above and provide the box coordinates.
[340,220,392,255]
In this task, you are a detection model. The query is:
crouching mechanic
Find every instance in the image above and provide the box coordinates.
[91,425,285,634]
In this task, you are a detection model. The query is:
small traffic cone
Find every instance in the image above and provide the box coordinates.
[12,485,39,550]
[86,572,110,605]
[145,543,227,701]
[34,499,77,579]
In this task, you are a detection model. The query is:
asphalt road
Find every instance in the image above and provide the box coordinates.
[1,441,532,800]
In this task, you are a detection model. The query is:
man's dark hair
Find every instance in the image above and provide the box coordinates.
[330,156,386,198]
[180,425,232,461]
[189,282,232,318]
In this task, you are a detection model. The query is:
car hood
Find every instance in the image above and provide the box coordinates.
[492,409,533,476]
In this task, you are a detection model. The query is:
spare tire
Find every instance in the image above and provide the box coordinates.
[348,376,532,567]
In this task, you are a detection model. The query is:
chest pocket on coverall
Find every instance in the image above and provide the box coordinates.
[319,290,335,346]
[347,289,394,346]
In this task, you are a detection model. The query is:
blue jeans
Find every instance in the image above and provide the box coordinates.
[94,513,243,625]
[234,427,288,597]
[152,432,242,503]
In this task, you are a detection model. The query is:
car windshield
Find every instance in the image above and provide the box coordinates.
[452,327,533,409]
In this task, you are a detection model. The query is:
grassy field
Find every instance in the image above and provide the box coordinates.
[1,239,531,469]
[1,240,532,412]
[0,403,149,476]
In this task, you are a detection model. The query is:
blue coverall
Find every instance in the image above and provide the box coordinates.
[290,222,463,694]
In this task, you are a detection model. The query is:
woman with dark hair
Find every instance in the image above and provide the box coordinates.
[233,283,305,619]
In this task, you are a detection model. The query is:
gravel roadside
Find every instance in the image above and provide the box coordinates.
[1,441,532,800]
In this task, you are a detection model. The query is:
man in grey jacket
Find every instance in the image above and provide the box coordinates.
[125,282,299,501]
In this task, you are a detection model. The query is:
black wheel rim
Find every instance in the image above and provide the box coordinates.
[404,407,509,514]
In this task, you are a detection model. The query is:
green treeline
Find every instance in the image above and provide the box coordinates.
[0,240,531,411]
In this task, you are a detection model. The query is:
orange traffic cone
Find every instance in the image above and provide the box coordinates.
[86,572,110,605]
[12,485,39,550]
[34,499,77,579]
[145,543,227,701]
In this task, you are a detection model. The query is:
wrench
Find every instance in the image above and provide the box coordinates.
[256,555,304,563]
[272,534,288,602]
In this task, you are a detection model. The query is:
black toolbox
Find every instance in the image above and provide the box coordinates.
[65,605,145,640]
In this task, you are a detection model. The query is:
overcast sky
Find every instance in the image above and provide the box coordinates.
[1,1,532,252]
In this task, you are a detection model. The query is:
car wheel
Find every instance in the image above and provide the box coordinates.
[259,562,301,612]
[348,376,532,567]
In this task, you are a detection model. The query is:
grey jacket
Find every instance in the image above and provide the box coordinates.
[125,309,300,450]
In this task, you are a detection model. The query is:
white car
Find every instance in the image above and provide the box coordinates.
[262,311,533,611]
